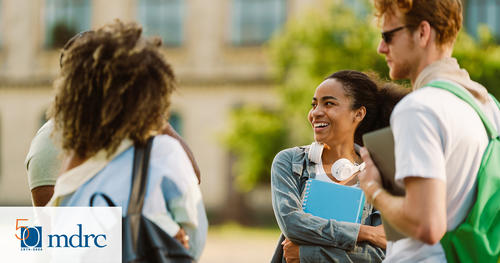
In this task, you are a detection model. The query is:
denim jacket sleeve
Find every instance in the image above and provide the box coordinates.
[271,148,360,250]
[299,241,385,263]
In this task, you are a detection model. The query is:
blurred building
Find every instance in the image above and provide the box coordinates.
[0,0,497,212]
[0,0,324,208]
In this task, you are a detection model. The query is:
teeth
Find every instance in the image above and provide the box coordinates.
[314,123,329,128]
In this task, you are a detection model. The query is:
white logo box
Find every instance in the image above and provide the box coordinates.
[0,207,122,263]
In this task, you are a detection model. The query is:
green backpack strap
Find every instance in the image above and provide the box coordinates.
[428,80,500,263]
[426,81,499,140]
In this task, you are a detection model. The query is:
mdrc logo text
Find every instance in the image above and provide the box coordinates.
[6,208,121,263]
[16,218,108,251]
[48,224,107,248]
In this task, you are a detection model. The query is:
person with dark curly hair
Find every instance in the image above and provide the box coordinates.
[41,20,207,260]
[26,30,201,208]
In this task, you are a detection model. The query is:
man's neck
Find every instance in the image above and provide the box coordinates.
[410,46,453,85]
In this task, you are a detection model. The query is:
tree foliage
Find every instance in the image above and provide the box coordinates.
[223,1,500,192]
[454,25,500,99]
[269,0,390,145]
[222,105,288,192]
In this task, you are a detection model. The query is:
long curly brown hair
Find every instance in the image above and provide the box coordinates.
[49,20,176,159]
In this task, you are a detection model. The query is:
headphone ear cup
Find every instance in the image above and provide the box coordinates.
[331,158,356,181]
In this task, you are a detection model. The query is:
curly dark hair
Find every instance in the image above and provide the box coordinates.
[49,20,176,159]
[327,70,409,146]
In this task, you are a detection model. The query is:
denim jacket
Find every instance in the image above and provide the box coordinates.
[271,146,385,262]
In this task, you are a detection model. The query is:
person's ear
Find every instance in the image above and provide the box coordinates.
[417,20,432,47]
[354,106,366,123]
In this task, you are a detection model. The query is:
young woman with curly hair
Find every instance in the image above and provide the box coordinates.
[45,20,207,260]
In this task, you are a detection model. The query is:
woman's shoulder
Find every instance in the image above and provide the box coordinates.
[148,134,188,159]
[153,134,183,148]
[148,135,198,184]
[272,146,310,177]
[274,146,307,162]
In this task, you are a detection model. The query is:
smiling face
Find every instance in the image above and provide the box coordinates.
[308,78,360,146]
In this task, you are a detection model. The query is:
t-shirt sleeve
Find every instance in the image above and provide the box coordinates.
[391,105,447,186]
[143,135,207,260]
[25,120,61,190]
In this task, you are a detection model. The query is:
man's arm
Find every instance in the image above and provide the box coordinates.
[25,120,60,206]
[31,185,54,206]
[359,148,447,244]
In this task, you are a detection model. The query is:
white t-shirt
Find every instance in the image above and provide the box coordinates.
[384,81,500,262]
[314,163,331,182]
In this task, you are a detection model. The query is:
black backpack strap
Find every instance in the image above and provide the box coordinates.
[127,137,154,215]
[125,137,154,254]
[270,234,286,263]
[89,192,117,207]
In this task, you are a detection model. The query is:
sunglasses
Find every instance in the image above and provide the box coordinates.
[381,25,413,44]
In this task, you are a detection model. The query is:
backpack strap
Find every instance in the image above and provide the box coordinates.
[426,81,499,140]
[89,192,117,207]
[127,137,154,215]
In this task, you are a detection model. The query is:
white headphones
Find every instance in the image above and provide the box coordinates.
[308,142,365,181]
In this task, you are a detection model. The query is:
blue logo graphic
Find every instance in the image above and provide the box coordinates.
[21,226,42,251]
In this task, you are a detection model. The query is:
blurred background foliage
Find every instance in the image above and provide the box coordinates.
[223,0,500,192]
[222,105,288,192]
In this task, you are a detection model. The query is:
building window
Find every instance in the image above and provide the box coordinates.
[169,111,183,136]
[231,0,287,45]
[342,0,369,18]
[44,0,91,48]
[465,0,500,40]
[137,0,185,47]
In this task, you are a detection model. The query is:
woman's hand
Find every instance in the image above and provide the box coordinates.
[282,238,300,263]
[174,228,190,249]
[357,225,386,249]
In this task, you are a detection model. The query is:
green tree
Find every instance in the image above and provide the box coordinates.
[270,0,389,145]
[223,1,500,192]
[454,25,500,99]
[222,105,288,192]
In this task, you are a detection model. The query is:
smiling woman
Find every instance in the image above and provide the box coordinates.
[270,70,408,262]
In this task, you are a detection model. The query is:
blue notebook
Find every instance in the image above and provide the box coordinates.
[302,179,365,223]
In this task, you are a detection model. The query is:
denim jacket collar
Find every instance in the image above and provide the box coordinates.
[293,143,362,181]
[291,146,317,181]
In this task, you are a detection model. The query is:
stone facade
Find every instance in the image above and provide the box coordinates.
[0,0,319,208]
